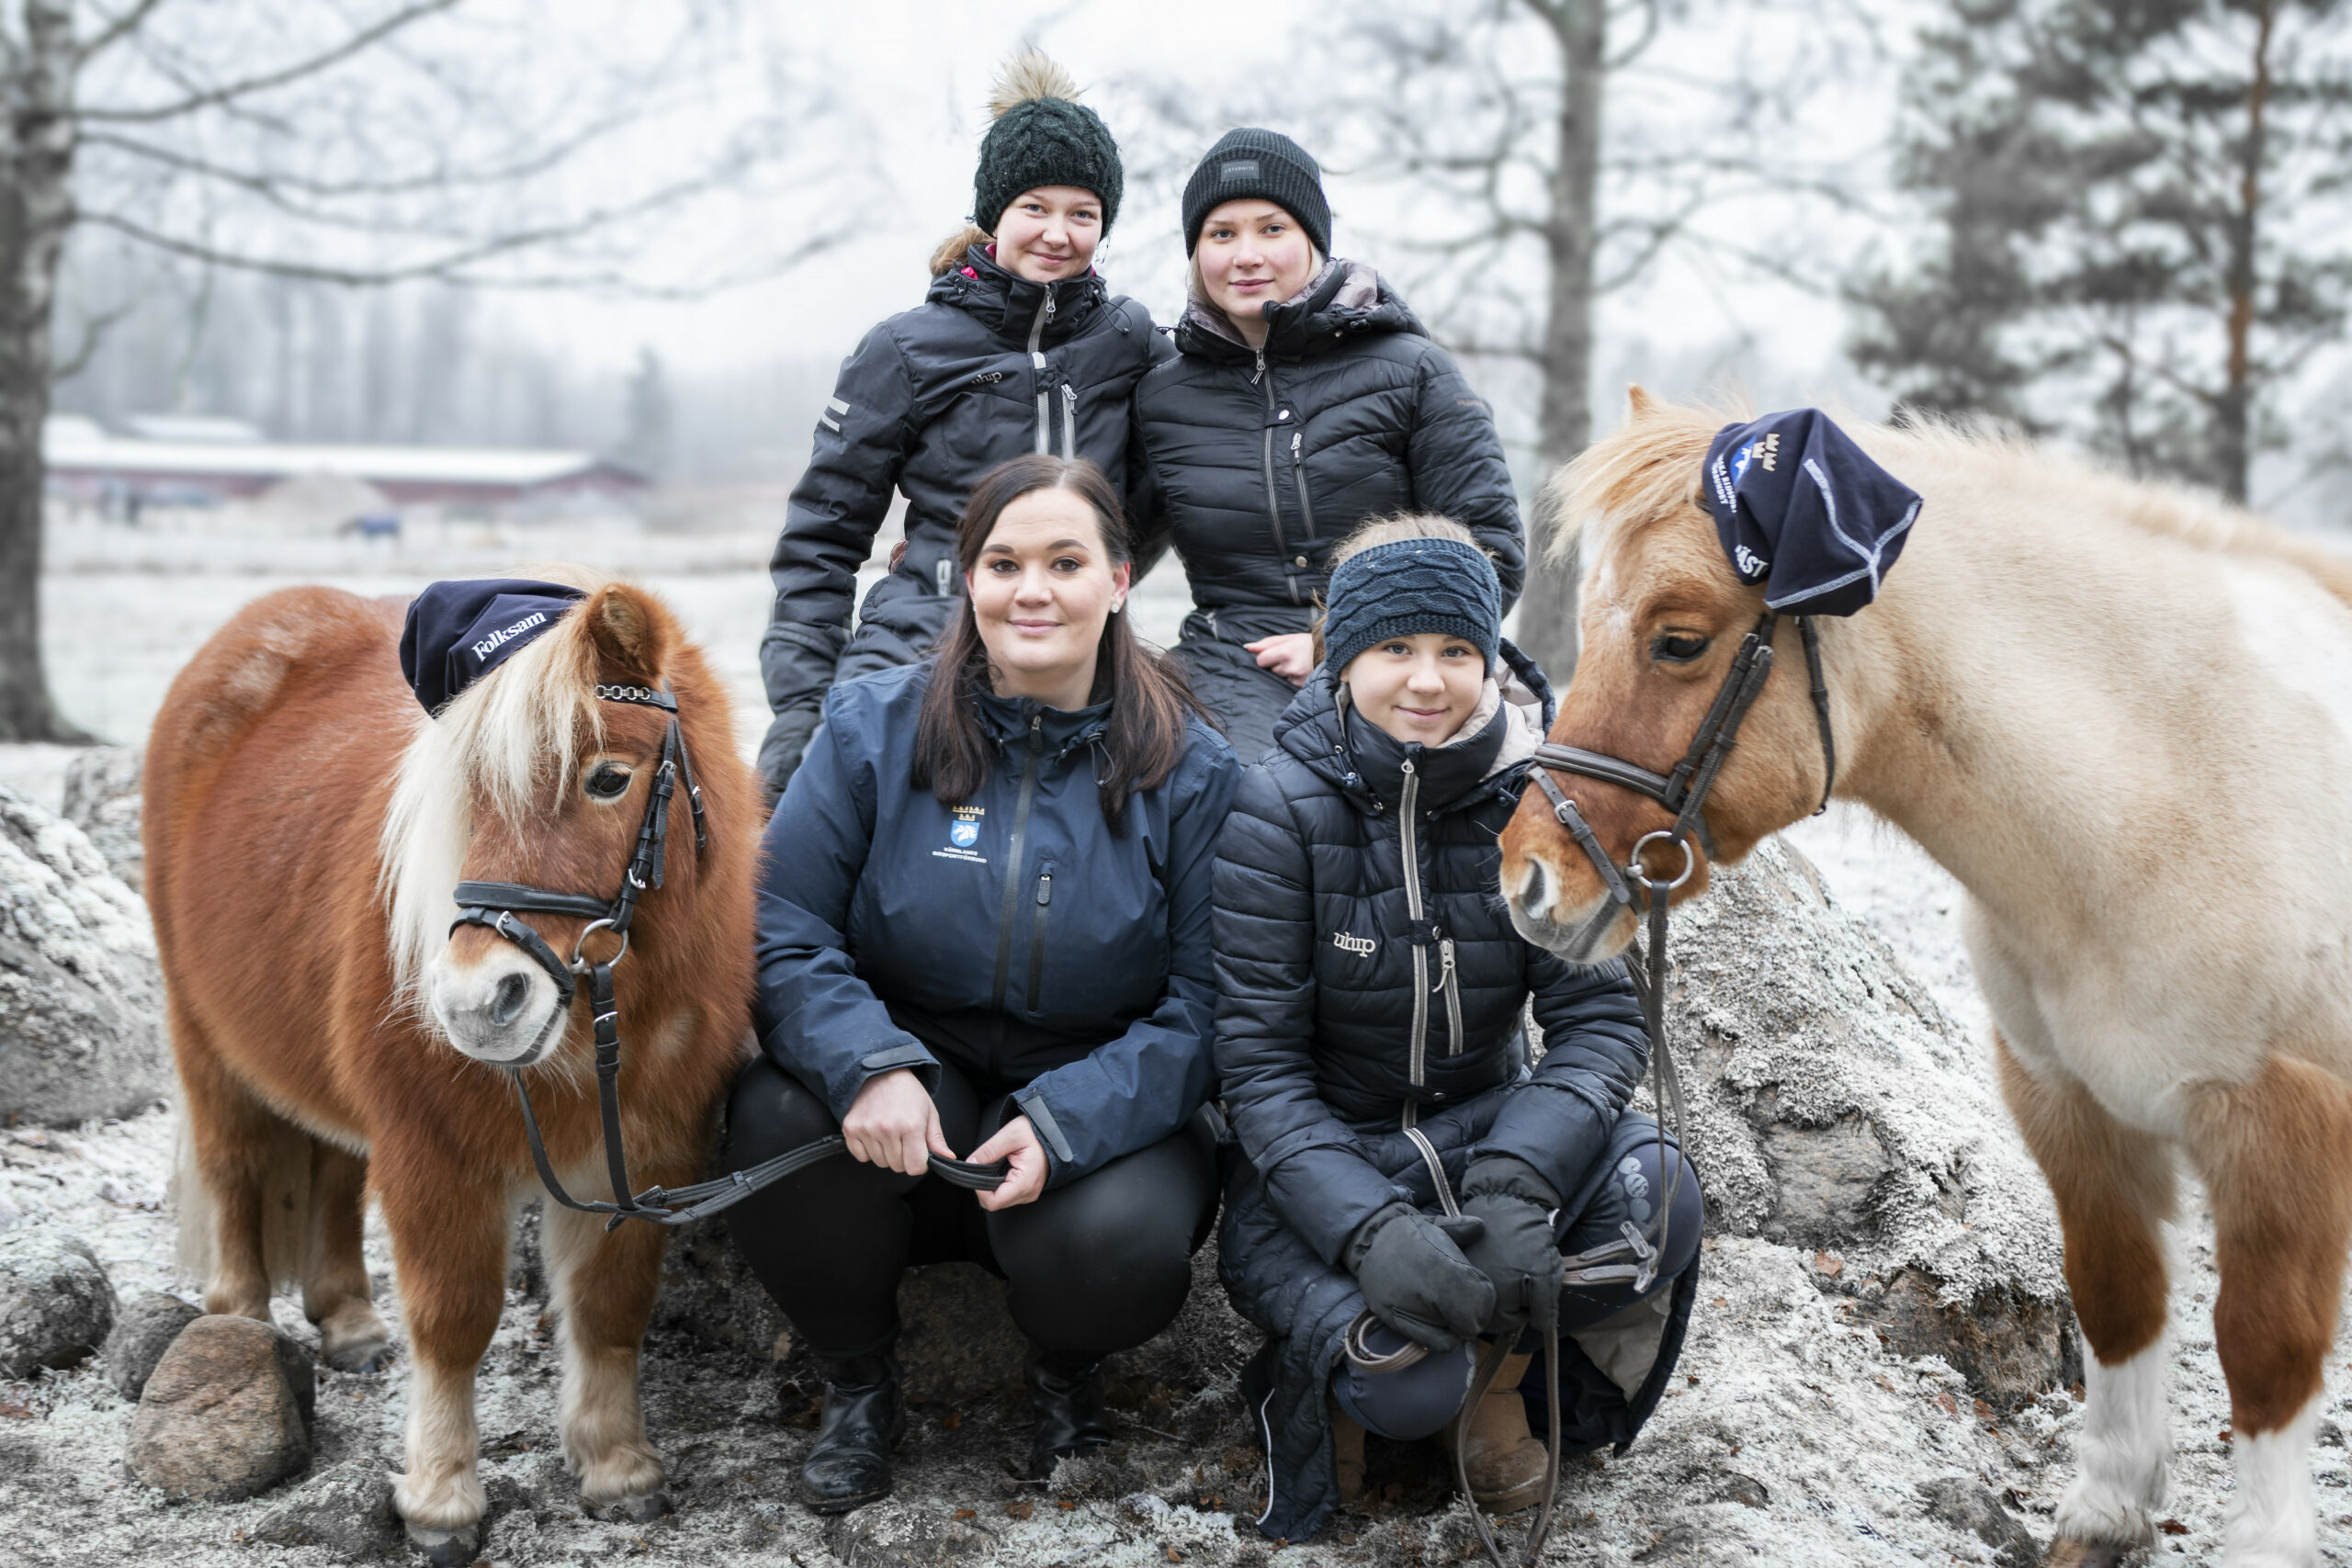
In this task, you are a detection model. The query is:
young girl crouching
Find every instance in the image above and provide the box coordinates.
[1210,514,1704,1544]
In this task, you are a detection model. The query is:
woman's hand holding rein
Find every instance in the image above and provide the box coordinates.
[970,1115,1047,1210]
[842,1068,952,1176]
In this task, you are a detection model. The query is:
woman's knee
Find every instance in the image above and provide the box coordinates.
[1332,1322,1475,1440]
[993,1135,1210,1351]
[724,1056,837,1165]
[1556,1117,1704,1331]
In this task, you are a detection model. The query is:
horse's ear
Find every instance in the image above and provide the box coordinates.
[583,584,673,683]
[1627,384,1656,418]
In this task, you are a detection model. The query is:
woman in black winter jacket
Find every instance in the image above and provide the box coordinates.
[1212,517,1703,1544]
[1132,130,1525,762]
[757,53,1172,794]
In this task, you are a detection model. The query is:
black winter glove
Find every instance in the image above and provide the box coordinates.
[1343,1203,1496,1352]
[757,701,825,805]
[1459,1156,1565,1335]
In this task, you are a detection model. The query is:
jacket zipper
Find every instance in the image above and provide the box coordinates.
[1026,863,1055,1014]
[1253,348,1295,603]
[989,713,1046,1015]
[1399,757,1427,1088]
[1439,932,1463,1055]
[1028,289,1057,456]
[1059,382,1077,463]
[1290,431,1317,545]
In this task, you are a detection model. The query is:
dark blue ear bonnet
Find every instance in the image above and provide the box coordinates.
[400,579,587,716]
[1701,410,1921,616]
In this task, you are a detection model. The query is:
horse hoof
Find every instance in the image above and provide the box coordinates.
[2045,1540,2143,1567]
[590,1491,671,1525]
[324,1339,394,1374]
[403,1520,480,1567]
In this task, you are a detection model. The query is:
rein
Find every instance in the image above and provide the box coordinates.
[1377,611,1834,1568]
[449,681,1002,1232]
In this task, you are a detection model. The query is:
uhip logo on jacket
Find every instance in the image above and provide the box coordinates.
[1332,931,1375,957]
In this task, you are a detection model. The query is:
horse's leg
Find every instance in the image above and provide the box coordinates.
[2185,1055,2352,1568]
[545,1194,670,1519]
[379,1168,508,1556]
[1996,1037,2177,1565]
[175,1018,288,1322]
[302,1141,392,1372]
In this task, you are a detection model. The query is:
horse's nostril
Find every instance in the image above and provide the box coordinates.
[1521,857,1549,917]
[488,972,531,1029]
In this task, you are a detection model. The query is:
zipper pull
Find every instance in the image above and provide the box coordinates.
[1292,431,1302,458]
[1035,872,1053,907]
[1045,289,1057,320]
[1028,711,1044,751]
[1400,758,1416,775]
[1433,937,1456,993]
[1252,350,1266,385]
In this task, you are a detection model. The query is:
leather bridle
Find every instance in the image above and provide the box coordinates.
[448,680,1003,1232]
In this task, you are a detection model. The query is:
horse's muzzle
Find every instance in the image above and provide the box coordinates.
[428,946,568,1066]
[1504,852,1635,965]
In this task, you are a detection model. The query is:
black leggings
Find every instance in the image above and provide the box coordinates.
[722,1055,1218,1366]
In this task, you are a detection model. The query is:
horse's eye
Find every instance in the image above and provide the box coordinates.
[1654,632,1710,663]
[584,765,632,801]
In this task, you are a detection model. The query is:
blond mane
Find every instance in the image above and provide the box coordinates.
[378,572,614,1002]
[1545,397,2352,611]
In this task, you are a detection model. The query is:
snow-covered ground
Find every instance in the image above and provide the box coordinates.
[4,556,2351,1564]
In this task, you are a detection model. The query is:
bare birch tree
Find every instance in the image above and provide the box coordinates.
[0,0,849,740]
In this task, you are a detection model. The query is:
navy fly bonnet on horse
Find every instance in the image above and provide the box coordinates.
[400,579,588,716]
[1701,410,1921,617]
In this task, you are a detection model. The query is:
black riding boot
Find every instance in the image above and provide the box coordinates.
[1024,1349,1114,1479]
[798,1349,904,1513]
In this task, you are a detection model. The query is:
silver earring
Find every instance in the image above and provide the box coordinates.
[1111,600,1125,615]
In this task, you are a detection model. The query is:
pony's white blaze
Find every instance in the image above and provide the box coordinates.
[2226,1395,2322,1567]
[2056,1338,2171,1548]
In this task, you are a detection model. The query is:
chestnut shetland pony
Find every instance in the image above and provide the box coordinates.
[1499,391,2352,1568]
[147,578,756,1554]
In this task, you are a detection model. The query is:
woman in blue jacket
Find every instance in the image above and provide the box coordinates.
[724,455,1238,1514]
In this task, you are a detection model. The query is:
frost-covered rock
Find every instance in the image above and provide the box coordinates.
[1659,839,2071,1404]
[102,1290,200,1401]
[248,1459,401,1560]
[0,785,167,1126]
[60,746,143,896]
[0,1225,117,1376]
[125,1314,316,1501]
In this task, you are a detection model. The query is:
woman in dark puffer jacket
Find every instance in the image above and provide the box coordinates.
[1212,516,1703,1544]
[1132,130,1525,763]
[756,53,1172,795]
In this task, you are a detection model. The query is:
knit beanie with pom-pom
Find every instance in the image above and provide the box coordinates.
[972,51,1125,236]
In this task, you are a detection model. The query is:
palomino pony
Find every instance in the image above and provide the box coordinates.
[1499,391,2352,1568]
[146,578,756,1559]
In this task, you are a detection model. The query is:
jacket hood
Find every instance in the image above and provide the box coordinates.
[1174,256,1426,362]
[927,242,1110,344]
[1272,637,1554,813]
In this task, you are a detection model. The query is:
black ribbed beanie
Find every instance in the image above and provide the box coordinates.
[972,53,1124,236]
[1182,128,1329,255]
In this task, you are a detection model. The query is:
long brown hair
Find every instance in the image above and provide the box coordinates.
[913,455,1208,825]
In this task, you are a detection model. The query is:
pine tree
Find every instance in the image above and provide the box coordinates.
[1851,0,2352,502]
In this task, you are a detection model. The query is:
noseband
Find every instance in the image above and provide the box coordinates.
[450,682,1001,1230]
